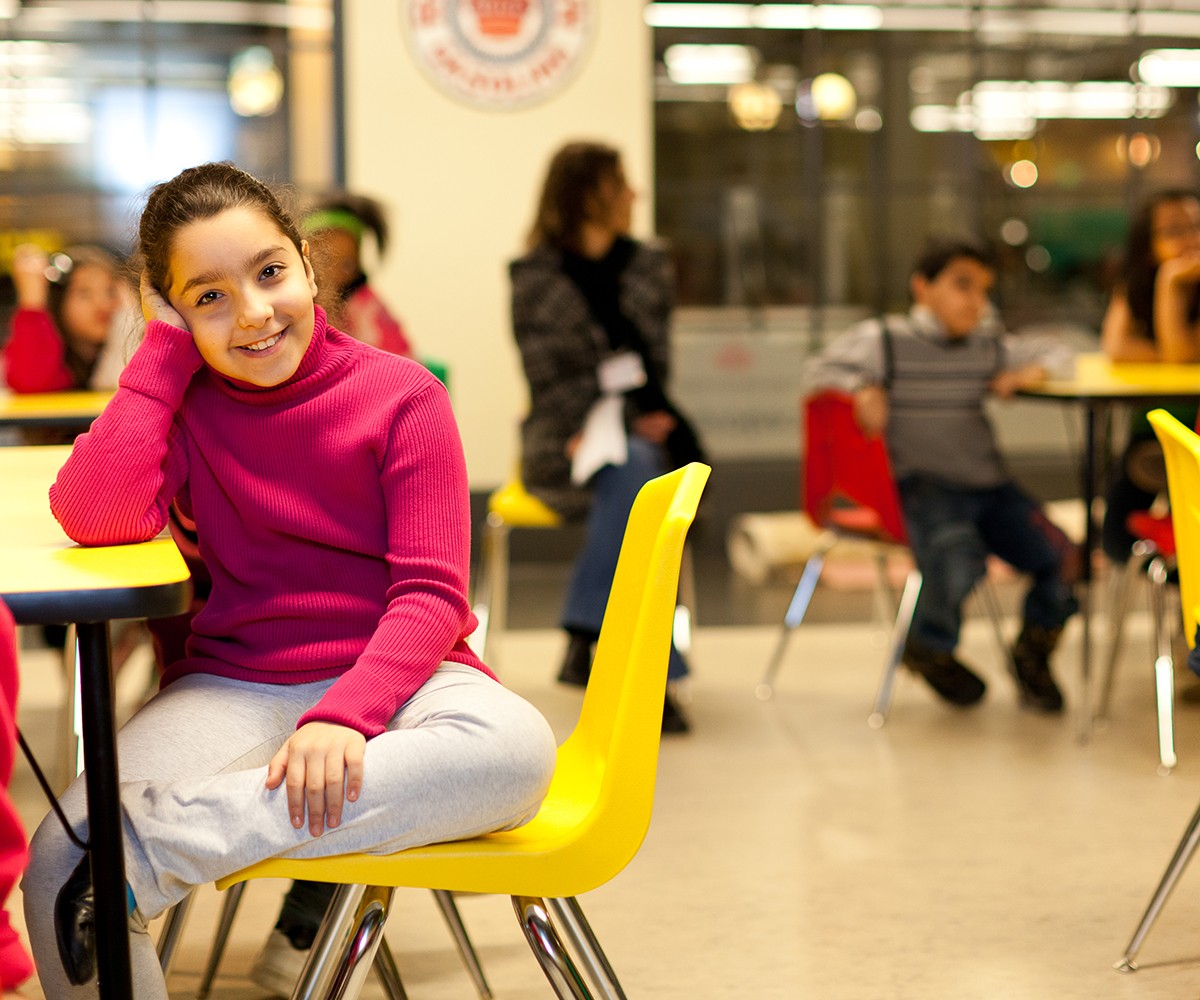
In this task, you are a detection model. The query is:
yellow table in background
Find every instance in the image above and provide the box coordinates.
[0,446,189,1000]
[1021,353,1200,743]
[0,389,114,430]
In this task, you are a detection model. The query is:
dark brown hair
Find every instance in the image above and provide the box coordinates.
[527,141,622,253]
[1123,189,1200,339]
[139,161,303,293]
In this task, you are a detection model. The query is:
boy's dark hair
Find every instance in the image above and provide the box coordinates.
[912,237,996,282]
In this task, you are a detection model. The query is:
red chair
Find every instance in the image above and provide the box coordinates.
[755,391,1010,726]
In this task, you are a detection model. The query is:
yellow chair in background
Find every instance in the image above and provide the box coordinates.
[468,477,563,665]
[1116,409,1200,972]
[215,462,711,1000]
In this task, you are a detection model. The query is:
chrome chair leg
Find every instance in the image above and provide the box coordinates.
[294,884,393,1000]
[156,892,193,975]
[868,568,922,729]
[755,534,834,700]
[511,895,592,1000]
[196,882,246,999]
[372,937,409,1000]
[1098,542,1152,722]
[432,889,492,999]
[1147,555,1178,774]
[1115,800,1200,972]
[975,579,1013,670]
[471,515,510,666]
[545,897,626,1000]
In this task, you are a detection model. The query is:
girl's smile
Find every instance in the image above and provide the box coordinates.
[166,205,318,387]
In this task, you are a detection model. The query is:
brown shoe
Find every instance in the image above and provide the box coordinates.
[902,639,986,706]
[1010,625,1065,713]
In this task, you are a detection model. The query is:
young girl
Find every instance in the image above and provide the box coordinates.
[1100,189,1200,563]
[303,192,414,358]
[4,243,139,394]
[23,162,557,999]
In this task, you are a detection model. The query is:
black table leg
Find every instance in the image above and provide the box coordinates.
[1077,402,1106,745]
[76,622,134,1000]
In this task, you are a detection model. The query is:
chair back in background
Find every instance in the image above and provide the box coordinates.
[802,391,907,545]
[1149,409,1200,651]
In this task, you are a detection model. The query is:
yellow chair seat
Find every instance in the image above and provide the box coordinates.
[487,478,562,528]
[216,463,711,998]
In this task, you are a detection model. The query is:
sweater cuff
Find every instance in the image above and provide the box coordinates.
[118,320,203,404]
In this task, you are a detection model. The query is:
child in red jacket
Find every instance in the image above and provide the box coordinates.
[0,601,34,995]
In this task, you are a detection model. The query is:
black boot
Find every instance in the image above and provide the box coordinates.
[902,638,987,706]
[55,852,96,986]
[1011,625,1065,713]
[662,688,691,735]
[557,631,596,687]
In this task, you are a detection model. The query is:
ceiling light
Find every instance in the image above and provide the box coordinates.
[1138,49,1200,87]
[664,44,756,85]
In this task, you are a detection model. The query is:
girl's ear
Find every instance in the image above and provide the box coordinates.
[301,239,319,298]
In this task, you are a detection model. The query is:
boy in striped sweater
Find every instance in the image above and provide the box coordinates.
[803,238,1078,712]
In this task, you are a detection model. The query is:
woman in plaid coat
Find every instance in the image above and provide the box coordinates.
[509,141,691,733]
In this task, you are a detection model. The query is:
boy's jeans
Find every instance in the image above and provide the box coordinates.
[897,476,1079,653]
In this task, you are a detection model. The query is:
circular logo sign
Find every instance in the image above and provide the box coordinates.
[405,0,593,109]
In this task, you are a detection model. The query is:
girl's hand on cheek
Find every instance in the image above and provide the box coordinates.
[266,722,367,837]
[139,272,189,331]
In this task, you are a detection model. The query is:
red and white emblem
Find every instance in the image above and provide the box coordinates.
[405,0,593,109]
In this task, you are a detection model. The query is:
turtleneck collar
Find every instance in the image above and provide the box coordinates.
[208,306,348,405]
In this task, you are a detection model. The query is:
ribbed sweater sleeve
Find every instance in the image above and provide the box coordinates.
[298,382,479,735]
[3,308,74,392]
[49,320,202,545]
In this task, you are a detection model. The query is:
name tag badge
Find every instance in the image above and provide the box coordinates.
[598,351,647,394]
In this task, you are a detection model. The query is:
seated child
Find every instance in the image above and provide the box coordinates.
[803,237,1079,712]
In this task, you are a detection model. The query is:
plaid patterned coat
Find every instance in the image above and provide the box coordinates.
[510,240,674,520]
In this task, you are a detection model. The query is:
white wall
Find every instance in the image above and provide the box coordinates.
[344,2,654,489]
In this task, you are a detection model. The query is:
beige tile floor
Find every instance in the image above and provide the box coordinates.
[10,605,1200,999]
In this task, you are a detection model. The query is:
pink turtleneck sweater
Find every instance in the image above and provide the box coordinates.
[49,307,494,737]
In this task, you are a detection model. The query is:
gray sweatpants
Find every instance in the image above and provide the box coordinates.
[23,664,558,1000]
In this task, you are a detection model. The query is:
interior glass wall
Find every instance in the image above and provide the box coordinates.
[651,2,1200,341]
[0,0,335,292]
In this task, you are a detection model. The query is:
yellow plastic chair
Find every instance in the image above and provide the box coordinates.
[470,475,700,670]
[469,477,563,665]
[215,462,711,999]
[1115,409,1200,972]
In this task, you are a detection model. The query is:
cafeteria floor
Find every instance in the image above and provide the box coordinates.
[10,464,1200,1000]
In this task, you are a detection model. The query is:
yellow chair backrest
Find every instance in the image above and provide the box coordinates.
[545,461,710,882]
[1149,409,1200,650]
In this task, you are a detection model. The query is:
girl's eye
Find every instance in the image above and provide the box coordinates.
[196,290,221,306]
[260,263,283,280]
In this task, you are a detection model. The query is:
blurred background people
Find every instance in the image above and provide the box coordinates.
[302,192,414,358]
[1100,189,1200,565]
[4,243,139,394]
[510,140,704,735]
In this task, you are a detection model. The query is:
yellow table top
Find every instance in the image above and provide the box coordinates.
[1024,353,1200,401]
[0,389,114,428]
[0,446,190,624]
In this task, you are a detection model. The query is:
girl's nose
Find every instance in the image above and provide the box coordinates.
[237,291,272,328]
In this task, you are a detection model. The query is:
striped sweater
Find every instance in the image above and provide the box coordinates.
[803,306,1049,489]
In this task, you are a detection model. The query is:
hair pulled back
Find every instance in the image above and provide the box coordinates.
[527,141,622,253]
[1123,189,1200,339]
[139,162,303,293]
